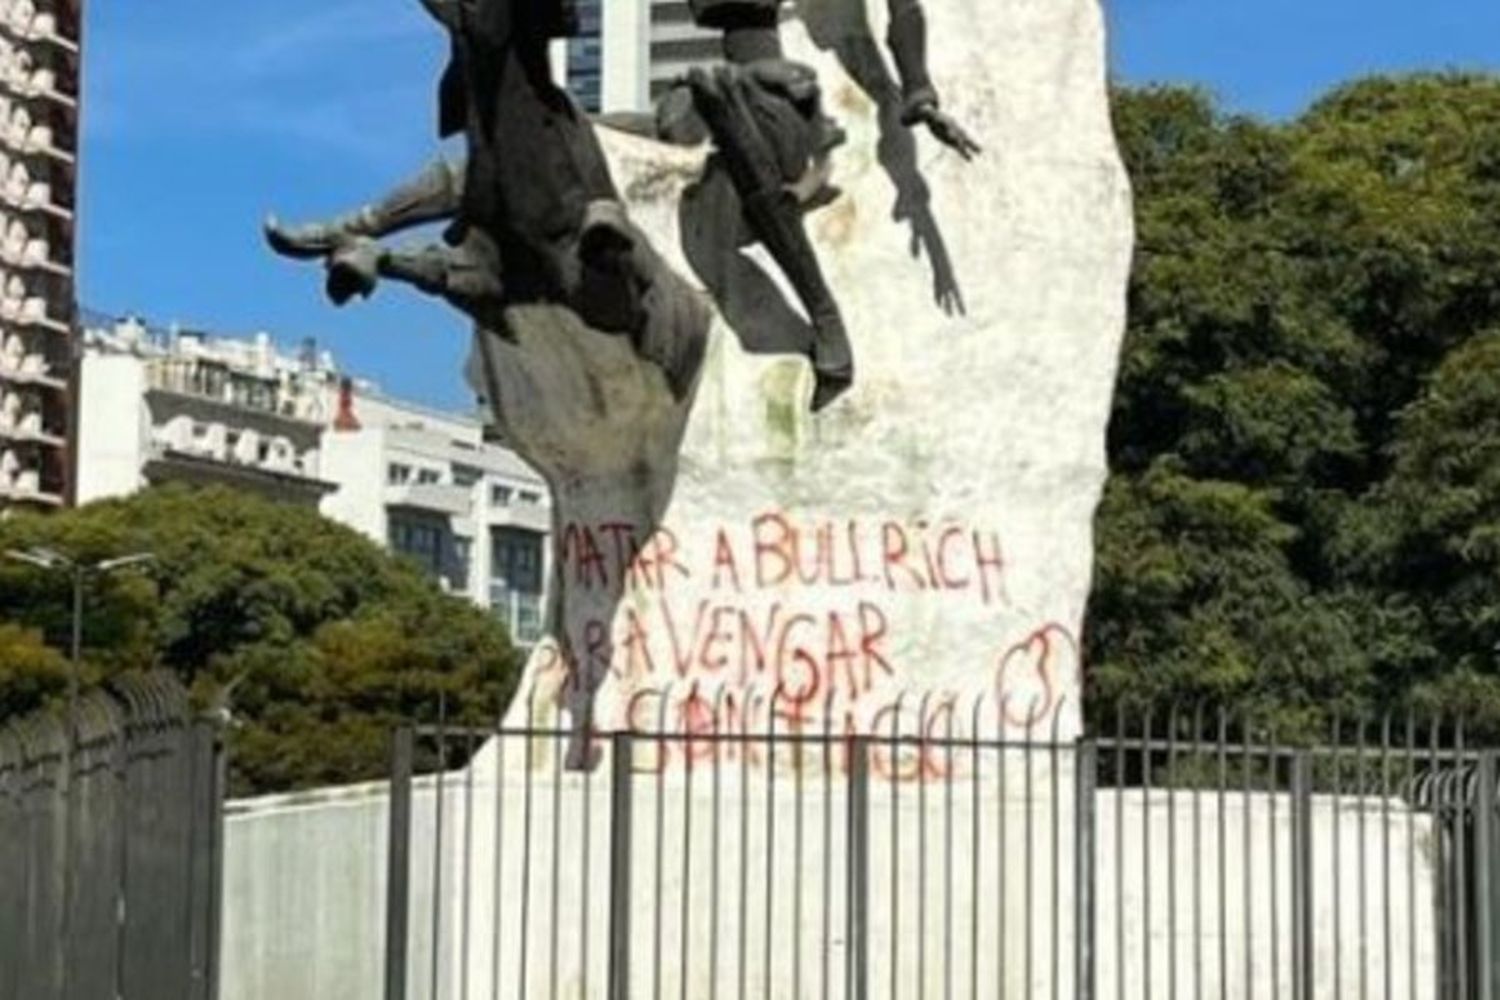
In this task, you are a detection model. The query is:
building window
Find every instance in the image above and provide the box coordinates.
[567,0,603,112]
[388,463,412,486]
[389,515,445,577]
[490,527,545,646]
[518,489,542,506]
[490,483,513,507]
[190,362,229,401]
[417,468,441,485]
[453,464,482,488]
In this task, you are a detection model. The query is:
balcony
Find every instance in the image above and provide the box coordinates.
[0,15,80,55]
[385,481,474,519]
[0,422,62,447]
[144,368,323,438]
[0,436,63,505]
[143,447,337,509]
[0,361,62,389]
[0,296,66,332]
[0,45,80,109]
[485,499,551,534]
[0,164,71,219]
[1,68,76,109]
[1,227,70,276]
[9,131,71,165]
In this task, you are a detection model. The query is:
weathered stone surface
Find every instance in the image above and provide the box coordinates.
[495,0,1134,744]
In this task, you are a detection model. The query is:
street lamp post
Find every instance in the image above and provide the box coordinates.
[4,547,156,741]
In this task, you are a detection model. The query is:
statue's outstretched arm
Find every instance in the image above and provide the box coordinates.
[885,0,982,160]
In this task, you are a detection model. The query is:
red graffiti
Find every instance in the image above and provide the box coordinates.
[594,599,896,705]
[558,522,689,593]
[748,513,1008,606]
[993,624,1077,730]
[538,512,1079,781]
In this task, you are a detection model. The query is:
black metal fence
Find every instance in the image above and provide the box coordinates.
[380,694,1499,999]
[0,674,225,1000]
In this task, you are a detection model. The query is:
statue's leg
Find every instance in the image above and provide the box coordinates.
[681,163,819,358]
[689,68,854,411]
[266,157,466,259]
[324,231,504,324]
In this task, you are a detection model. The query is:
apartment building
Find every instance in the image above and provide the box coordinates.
[0,0,81,508]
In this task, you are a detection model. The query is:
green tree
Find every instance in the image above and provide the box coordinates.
[0,624,69,718]
[1341,332,1500,722]
[0,484,523,793]
[1090,74,1500,734]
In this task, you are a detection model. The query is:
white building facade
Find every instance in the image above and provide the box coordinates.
[319,386,551,646]
[0,0,81,509]
[76,316,337,508]
[76,315,552,647]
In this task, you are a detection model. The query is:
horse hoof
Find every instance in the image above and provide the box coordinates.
[266,216,343,260]
[326,239,381,305]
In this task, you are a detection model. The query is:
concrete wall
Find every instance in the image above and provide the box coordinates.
[220,743,1441,1000]
[221,777,454,1000]
[318,424,387,543]
[1100,789,1438,999]
[75,352,148,504]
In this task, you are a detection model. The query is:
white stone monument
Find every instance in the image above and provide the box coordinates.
[497,0,1134,748]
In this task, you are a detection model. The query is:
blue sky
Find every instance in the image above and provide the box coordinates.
[79,0,1500,411]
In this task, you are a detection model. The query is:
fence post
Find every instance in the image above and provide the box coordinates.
[385,727,415,1000]
[1291,752,1314,1000]
[1075,738,1098,1000]
[608,732,635,1000]
[846,736,870,1000]
[206,728,227,1000]
[186,722,216,1000]
[1478,751,1497,1000]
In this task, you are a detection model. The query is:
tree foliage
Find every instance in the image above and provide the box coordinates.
[0,484,522,793]
[1090,74,1500,736]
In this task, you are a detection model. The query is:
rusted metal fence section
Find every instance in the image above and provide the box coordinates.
[0,673,225,1000]
[383,697,1500,999]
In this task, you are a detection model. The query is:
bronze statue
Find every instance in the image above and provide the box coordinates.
[607,0,980,411]
[265,0,703,398]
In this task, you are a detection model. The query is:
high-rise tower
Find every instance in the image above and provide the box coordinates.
[0,0,81,511]
[564,0,720,113]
